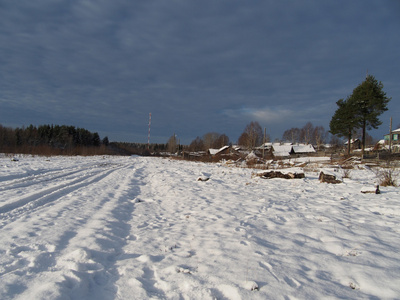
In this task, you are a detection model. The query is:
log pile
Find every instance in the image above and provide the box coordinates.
[256,171,305,179]
[318,171,342,184]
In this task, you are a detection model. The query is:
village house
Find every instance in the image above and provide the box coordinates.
[258,143,316,158]
[292,144,316,155]
[384,127,400,152]
[272,143,294,157]
[344,138,361,150]
[208,145,230,156]
[208,145,242,157]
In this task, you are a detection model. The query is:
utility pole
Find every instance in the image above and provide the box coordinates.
[147,113,151,150]
[389,116,392,154]
[263,127,266,159]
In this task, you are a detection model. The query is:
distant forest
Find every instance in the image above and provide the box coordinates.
[0,124,166,156]
[0,120,377,157]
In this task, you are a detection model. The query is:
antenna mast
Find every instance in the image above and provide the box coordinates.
[147,113,152,150]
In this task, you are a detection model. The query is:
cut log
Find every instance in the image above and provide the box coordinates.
[361,185,380,194]
[197,177,210,182]
[319,171,341,184]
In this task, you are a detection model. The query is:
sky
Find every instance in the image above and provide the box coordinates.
[1,1,399,145]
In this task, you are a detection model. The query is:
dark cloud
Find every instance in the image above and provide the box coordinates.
[1,1,399,144]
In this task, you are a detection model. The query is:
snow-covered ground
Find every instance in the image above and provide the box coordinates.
[0,155,399,299]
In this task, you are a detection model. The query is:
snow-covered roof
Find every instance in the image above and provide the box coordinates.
[208,149,219,155]
[272,145,293,157]
[271,143,315,156]
[209,145,229,155]
[322,144,333,148]
[391,128,400,133]
[232,145,241,151]
[293,144,315,153]
[256,142,273,150]
[344,139,360,145]
[245,151,259,160]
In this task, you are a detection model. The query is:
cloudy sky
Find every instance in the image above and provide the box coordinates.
[1,1,399,144]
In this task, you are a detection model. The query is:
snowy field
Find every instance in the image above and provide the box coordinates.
[0,155,399,300]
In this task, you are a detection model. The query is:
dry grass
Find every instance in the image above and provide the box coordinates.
[375,168,398,187]
[342,168,352,179]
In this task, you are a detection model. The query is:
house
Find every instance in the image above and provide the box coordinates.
[208,145,230,156]
[257,142,273,151]
[384,128,400,145]
[292,144,315,154]
[344,138,361,150]
[269,143,316,157]
[271,144,294,157]
[384,128,400,151]
[208,145,242,156]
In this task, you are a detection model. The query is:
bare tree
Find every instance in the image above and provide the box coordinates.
[214,134,229,148]
[313,126,328,150]
[238,132,249,147]
[189,136,205,152]
[238,121,263,149]
[202,132,220,150]
[282,127,301,144]
[167,134,177,153]
[300,122,314,144]
[191,133,230,151]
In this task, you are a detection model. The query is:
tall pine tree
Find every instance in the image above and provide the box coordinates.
[330,97,359,156]
[350,75,391,154]
[330,74,391,155]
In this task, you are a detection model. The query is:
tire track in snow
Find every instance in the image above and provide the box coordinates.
[5,159,148,300]
[0,161,134,288]
[0,162,116,191]
[0,163,126,227]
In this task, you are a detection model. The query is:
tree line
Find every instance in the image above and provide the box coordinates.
[0,124,109,155]
[184,121,333,152]
[0,123,174,156]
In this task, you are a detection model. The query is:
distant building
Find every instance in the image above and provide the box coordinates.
[208,145,240,156]
[268,143,316,157]
[384,128,400,145]
[384,128,400,151]
[292,144,315,154]
[344,138,361,150]
[272,144,294,157]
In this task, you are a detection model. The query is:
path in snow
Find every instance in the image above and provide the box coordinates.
[0,155,399,299]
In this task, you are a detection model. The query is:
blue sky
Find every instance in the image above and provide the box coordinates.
[1,1,399,144]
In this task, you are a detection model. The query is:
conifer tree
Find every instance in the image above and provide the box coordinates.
[350,75,391,153]
[329,97,358,156]
[330,74,391,155]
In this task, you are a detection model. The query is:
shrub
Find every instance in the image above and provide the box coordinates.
[342,168,352,179]
[376,167,398,187]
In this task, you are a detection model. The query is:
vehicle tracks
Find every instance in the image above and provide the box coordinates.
[0,162,126,228]
[0,158,148,299]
